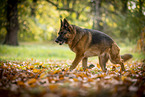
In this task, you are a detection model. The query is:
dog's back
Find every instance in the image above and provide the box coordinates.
[83,29,114,47]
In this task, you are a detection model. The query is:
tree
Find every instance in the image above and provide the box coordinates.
[46,0,88,20]
[31,0,37,17]
[91,0,103,30]
[0,0,144,44]
[3,0,19,46]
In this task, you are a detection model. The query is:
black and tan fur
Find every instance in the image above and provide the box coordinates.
[55,18,132,71]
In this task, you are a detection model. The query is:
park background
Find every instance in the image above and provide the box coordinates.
[0,0,144,61]
[0,0,145,97]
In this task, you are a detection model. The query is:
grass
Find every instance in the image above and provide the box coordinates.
[120,44,145,61]
[0,42,144,61]
[0,42,75,61]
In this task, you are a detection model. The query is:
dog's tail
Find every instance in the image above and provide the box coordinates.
[121,54,133,62]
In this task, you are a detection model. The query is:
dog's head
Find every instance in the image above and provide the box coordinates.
[55,18,74,45]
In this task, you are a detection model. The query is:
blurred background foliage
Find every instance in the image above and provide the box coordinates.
[0,0,144,49]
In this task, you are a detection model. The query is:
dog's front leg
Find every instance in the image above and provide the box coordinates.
[69,53,84,71]
[82,57,88,70]
[99,53,109,72]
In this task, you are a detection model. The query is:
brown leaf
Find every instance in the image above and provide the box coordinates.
[27,78,37,84]
[17,81,25,86]
[49,84,58,92]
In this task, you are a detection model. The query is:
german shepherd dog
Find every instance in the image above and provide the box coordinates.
[55,18,132,71]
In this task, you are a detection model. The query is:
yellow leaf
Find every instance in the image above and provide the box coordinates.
[40,73,46,79]
[30,65,34,69]
[87,78,93,82]
[100,74,104,77]
[17,81,25,86]
[27,78,37,84]
[115,69,119,72]
[131,70,136,74]
[33,69,40,73]
[34,63,39,65]
[79,68,84,71]
[53,70,60,74]
[97,64,100,68]
[73,78,78,82]
[59,74,64,80]
[65,68,69,71]
[30,84,36,87]
[121,76,127,81]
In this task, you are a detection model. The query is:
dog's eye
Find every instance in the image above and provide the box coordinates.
[59,31,67,35]
[64,32,67,34]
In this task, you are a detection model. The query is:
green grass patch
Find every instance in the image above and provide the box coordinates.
[0,42,74,61]
[120,44,145,61]
[0,42,144,61]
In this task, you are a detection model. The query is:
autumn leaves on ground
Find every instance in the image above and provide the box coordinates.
[0,44,145,97]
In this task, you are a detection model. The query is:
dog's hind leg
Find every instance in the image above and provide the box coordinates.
[99,53,109,71]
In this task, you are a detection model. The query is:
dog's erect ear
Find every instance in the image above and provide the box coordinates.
[63,18,70,28]
[60,19,63,27]
[63,18,73,33]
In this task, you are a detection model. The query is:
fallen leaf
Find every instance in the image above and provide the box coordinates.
[27,78,37,84]
[40,73,46,79]
[17,81,25,86]
[73,78,78,82]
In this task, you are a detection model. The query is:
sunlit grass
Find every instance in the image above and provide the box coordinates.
[0,42,74,61]
[120,44,144,61]
[0,42,144,61]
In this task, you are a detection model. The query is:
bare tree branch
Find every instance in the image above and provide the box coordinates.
[46,0,76,12]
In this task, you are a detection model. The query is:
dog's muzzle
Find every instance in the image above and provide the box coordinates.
[55,38,67,45]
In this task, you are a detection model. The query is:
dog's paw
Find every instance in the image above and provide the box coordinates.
[87,64,95,69]
[69,66,74,71]
[69,69,73,72]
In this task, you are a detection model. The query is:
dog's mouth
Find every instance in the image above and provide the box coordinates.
[58,41,65,45]
[55,38,67,45]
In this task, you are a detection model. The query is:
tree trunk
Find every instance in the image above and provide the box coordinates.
[92,0,103,31]
[121,0,128,15]
[3,0,19,46]
[139,0,144,16]
[120,0,128,37]
[31,0,37,17]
